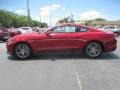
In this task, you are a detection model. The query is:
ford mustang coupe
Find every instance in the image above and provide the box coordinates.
[6,23,117,59]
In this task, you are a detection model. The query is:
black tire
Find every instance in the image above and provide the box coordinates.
[84,42,103,58]
[14,43,32,59]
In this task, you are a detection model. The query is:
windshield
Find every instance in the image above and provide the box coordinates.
[41,25,60,34]
[40,27,51,34]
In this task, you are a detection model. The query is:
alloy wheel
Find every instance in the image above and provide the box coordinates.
[85,42,102,58]
[14,43,31,59]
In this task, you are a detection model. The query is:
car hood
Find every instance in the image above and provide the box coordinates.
[10,32,45,41]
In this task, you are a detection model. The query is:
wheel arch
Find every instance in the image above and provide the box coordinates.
[83,40,105,52]
[13,41,33,54]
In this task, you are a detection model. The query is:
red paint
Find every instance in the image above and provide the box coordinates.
[6,23,117,54]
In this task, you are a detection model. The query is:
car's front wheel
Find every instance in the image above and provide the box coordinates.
[84,42,103,58]
[14,43,32,59]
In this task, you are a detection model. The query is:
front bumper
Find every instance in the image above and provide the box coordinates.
[6,45,14,54]
[6,42,16,55]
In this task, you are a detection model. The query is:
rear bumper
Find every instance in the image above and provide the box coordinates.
[105,45,116,52]
[104,38,117,52]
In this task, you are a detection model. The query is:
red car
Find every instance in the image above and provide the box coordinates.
[6,23,117,59]
[8,28,21,37]
[0,27,10,41]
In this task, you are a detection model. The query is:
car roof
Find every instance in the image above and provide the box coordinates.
[58,23,85,27]
[56,23,91,29]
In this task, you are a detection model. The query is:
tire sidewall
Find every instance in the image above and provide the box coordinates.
[14,43,32,59]
[84,42,103,58]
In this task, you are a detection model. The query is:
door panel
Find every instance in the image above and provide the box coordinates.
[33,33,72,52]
[31,25,88,52]
[69,32,87,49]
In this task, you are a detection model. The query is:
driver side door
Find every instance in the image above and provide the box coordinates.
[36,26,72,52]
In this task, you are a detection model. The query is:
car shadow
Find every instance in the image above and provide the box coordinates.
[8,52,120,61]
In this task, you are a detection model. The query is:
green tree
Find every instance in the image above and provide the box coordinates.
[57,17,69,24]
[0,23,2,27]
[94,18,106,21]
[32,20,41,27]
[41,23,47,28]
[84,20,93,26]
[0,10,48,28]
[17,16,28,27]
[0,10,13,27]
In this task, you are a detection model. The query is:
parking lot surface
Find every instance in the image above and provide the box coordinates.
[0,37,120,90]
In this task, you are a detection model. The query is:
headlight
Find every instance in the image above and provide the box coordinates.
[6,38,15,45]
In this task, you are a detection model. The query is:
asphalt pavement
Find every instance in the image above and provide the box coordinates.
[0,37,120,90]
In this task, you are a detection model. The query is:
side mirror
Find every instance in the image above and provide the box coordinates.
[46,30,52,36]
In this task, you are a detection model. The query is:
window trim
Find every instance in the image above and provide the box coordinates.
[52,25,89,33]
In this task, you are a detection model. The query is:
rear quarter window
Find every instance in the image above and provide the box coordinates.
[75,27,88,32]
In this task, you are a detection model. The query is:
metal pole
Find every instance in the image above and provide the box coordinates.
[50,8,52,27]
[27,0,31,27]
[40,10,42,28]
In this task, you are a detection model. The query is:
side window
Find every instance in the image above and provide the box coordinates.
[53,26,66,33]
[80,27,88,32]
[66,26,75,32]
[75,27,88,32]
[53,26,76,33]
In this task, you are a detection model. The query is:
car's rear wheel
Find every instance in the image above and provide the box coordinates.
[14,43,32,59]
[84,42,103,58]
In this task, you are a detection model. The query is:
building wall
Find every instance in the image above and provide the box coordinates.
[90,21,120,28]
